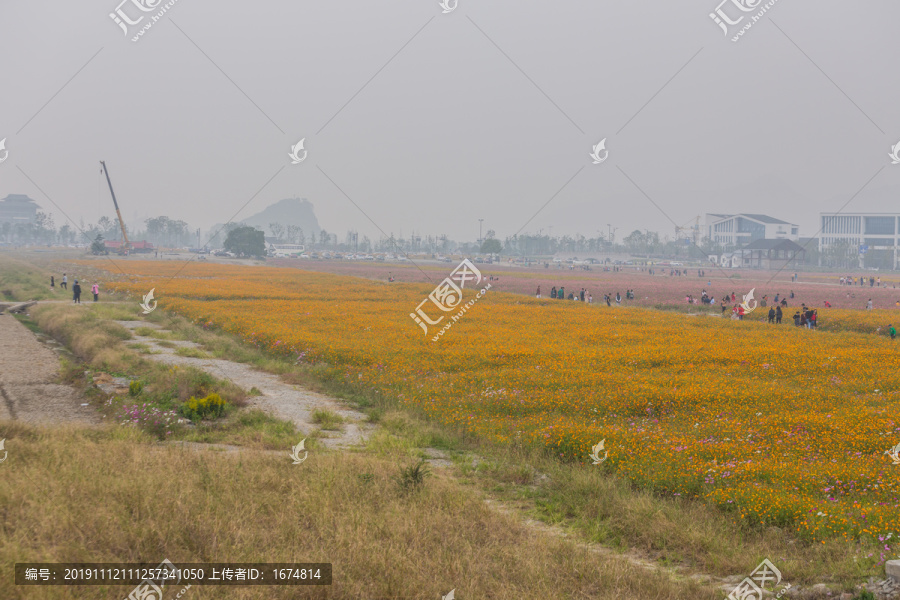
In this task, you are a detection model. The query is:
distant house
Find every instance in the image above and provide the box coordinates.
[717,252,741,268]
[737,239,806,270]
[705,213,799,247]
[0,194,40,225]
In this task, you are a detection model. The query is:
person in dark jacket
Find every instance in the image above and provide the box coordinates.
[768,307,775,323]
[775,305,783,324]
[72,280,82,304]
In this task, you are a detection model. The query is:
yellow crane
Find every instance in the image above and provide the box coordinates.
[100,161,131,255]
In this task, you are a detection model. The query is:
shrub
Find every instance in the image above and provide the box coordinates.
[852,591,875,600]
[397,460,431,493]
[179,393,228,422]
[129,380,144,396]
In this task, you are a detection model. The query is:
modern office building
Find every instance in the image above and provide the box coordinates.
[0,194,39,225]
[705,214,800,247]
[819,213,900,269]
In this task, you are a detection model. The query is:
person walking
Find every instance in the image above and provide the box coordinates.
[91,282,99,302]
[768,307,775,323]
[615,292,621,305]
[536,286,541,299]
[61,273,68,290]
[72,280,82,304]
[790,290,795,299]
[775,305,783,324]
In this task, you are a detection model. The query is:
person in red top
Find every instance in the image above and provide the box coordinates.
[737,305,745,320]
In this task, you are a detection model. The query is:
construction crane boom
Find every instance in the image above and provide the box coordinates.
[100,161,131,253]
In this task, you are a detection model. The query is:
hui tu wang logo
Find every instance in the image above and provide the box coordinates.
[140,289,158,314]
[589,440,608,464]
[886,442,900,465]
[709,0,781,42]
[726,559,790,600]
[109,0,182,43]
[889,141,900,165]
[589,139,608,164]
[290,439,308,464]
[0,439,7,464]
[439,0,458,14]
[289,139,308,164]
[410,259,491,341]
[740,288,758,313]
[0,138,8,164]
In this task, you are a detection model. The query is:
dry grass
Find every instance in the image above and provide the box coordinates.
[0,422,719,600]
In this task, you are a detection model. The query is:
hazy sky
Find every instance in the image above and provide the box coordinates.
[0,0,897,244]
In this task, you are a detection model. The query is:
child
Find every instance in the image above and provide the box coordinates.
[91,283,99,302]
[50,275,55,288]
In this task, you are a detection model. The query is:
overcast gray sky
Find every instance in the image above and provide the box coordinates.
[1,0,897,243]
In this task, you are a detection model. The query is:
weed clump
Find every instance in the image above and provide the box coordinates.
[397,460,431,493]
[180,393,228,421]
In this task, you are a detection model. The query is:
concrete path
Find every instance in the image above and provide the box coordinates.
[0,313,99,425]
[115,321,373,449]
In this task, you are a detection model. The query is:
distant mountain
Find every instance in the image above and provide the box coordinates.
[240,198,321,236]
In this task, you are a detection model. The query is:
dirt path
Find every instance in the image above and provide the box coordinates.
[114,321,373,449]
[0,313,99,425]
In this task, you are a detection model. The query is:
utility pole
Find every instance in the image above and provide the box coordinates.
[478,219,484,245]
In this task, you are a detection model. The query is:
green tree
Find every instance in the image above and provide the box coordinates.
[90,234,106,255]
[224,226,265,258]
[481,238,502,255]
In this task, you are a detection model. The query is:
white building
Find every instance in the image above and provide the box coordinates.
[268,243,306,257]
[705,214,799,247]
[819,213,900,269]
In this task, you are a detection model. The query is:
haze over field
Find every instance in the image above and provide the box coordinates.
[0,1,897,242]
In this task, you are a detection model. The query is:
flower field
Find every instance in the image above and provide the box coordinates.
[271,258,900,310]
[103,261,900,558]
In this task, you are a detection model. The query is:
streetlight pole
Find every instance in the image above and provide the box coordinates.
[478,219,484,245]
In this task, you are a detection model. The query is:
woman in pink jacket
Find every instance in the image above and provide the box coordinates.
[91,283,99,302]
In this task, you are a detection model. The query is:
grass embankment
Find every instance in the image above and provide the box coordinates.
[0,423,722,600]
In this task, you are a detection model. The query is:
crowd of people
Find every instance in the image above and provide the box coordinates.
[840,275,892,288]
[538,286,639,307]
[50,272,100,304]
